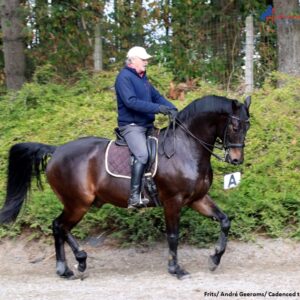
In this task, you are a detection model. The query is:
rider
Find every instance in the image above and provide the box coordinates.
[115,46,177,209]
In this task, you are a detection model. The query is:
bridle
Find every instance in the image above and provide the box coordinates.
[222,115,249,150]
[162,114,249,162]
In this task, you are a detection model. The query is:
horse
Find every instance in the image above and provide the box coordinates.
[0,95,251,279]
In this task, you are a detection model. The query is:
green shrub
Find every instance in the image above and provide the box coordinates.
[33,64,58,85]
[0,70,299,246]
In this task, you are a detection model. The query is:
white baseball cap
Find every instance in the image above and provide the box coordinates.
[126,46,152,60]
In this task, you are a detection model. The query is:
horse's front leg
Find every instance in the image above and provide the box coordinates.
[164,203,189,279]
[189,194,230,271]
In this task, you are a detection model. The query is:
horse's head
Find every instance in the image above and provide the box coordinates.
[222,96,251,165]
[171,95,251,164]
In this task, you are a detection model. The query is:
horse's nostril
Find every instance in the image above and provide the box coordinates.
[232,159,239,165]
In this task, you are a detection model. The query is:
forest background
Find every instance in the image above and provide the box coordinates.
[0,0,299,246]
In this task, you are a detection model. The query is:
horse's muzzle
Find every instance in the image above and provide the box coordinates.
[225,149,244,165]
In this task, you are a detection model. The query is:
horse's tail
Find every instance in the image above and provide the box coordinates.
[0,142,57,224]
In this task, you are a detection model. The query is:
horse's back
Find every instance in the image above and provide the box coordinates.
[52,136,109,158]
[47,136,110,170]
[46,137,110,203]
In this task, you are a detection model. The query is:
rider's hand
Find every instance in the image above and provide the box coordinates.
[159,105,170,115]
[168,109,178,119]
[159,105,178,119]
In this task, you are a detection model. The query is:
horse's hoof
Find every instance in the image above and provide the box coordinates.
[75,251,87,273]
[70,266,89,280]
[177,270,190,280]
[78,263,86,273]
[56,261,75,278]
[73,270,89,281]
[208,255,219,272]
[74,262,87,274]
[169,265,190,280]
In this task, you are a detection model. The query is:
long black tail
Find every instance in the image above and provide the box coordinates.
[0,142,57,224]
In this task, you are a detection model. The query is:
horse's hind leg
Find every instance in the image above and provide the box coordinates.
[52,208,88,279]
[52,215,74,278]
[189,194,230,271]
[66,232,87,273]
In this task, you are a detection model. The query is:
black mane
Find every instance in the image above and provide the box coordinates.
[177,95,235,124]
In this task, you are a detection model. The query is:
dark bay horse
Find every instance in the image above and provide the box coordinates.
[0,95,251,279]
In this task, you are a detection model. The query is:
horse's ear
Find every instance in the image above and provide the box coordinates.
[244,96,251,110]
[232,99,239,109]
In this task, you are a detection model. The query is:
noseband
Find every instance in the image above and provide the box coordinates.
[163,115,249,162]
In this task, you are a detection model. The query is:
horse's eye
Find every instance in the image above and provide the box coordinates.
[231,119,240,132]
[230,121,239,132]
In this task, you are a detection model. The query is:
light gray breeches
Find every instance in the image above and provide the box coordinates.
[119,124,149,165]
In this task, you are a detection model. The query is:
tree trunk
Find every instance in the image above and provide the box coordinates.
[0,0,26,90]
[274,0,300,78]
[93,22,103,72]
[117,0,133,50]
[133,0,144,46]
[245,15,254,94]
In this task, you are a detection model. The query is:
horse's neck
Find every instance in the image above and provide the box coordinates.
[186,116,218,146]
[158,119,217,162]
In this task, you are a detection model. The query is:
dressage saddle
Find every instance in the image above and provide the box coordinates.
[114,127,160,207]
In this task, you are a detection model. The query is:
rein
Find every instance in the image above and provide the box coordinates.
[175,119,225,161]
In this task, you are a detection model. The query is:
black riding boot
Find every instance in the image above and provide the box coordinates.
[128,160,149,209]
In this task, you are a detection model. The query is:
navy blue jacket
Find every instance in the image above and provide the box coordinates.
[115,66,176,127]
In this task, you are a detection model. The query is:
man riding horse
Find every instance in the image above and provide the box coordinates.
[0,45,251,279]
[115,46,178,209]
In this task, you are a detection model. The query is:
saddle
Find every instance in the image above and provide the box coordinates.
[104,128,160,206]
[114,128,157,169]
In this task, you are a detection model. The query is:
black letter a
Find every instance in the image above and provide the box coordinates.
[228,174,237,188]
